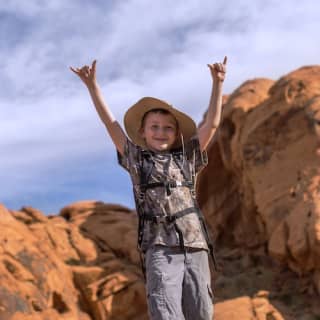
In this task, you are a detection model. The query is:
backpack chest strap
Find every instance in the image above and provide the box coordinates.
[142,207,198,260]
[142,206,196,224]
[140,180,193,196]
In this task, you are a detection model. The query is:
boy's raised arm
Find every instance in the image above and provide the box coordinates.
[198,56,227,151]
[70,60,126,155]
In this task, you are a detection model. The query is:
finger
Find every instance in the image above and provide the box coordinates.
[213,63,219,70]
[207,64,214,71]
[79,67,86,73]
[70,66,80,74]
[81,67,90,76]
[223,56,228,65]
[92,60,97,74]
[80,65,89,72]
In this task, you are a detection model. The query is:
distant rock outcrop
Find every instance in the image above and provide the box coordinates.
[1,65,320,320]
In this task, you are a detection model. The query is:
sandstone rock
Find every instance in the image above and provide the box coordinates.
[60,201,140,266]
[198,65,320,287]
[268,221,287,263]
[252,296,284,320]
[0,208,81,319]
[0,201,148,319]
[215,296,255,319]
[21,206,48,223]
[313,269,320,295]
[0,203,16,223]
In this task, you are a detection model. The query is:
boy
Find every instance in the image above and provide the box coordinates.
[71,57,227,320]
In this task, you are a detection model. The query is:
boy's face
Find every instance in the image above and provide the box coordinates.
[140,112,178,152]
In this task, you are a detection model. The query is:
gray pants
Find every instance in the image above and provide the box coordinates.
[145,245,214,320]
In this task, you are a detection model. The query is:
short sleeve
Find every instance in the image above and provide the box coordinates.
[185,135,208,174]
[117,137,141,174]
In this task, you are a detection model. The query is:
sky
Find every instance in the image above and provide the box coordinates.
[1,0,319,215]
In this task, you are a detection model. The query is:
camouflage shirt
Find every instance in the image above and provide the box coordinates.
[118,135,208,252]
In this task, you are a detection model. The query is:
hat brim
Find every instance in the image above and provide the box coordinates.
[124,97,197,149]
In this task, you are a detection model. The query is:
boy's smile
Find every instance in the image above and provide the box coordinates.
[140,112,178,152]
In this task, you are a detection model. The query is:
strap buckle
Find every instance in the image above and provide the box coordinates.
[138,192,145,201]
[190,187,196,197]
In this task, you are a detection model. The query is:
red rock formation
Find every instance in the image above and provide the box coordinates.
[198,65,320,294]
[0,202,147,320]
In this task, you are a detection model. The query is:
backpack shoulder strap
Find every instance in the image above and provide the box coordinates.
[172,149,194,184]
[139,150,155,193]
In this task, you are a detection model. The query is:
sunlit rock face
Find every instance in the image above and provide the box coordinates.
[0,201,148,320]
[198,65,320,281]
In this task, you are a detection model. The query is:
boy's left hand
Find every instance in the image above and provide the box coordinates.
[208,56,227,82]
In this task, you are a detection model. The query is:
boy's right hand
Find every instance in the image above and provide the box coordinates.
[70,60,97,88]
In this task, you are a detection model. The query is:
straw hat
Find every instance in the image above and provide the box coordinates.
[124,97,197,149]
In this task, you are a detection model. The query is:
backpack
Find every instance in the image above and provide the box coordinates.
[134,147,218,274]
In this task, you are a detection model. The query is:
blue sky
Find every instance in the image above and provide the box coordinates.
[1,0,319,215]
